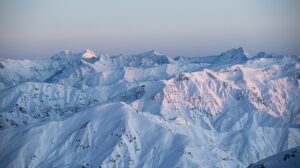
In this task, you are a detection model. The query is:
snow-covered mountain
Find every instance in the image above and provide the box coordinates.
[0,48,299,168]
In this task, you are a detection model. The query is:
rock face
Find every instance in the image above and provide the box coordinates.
[0,48,299,168]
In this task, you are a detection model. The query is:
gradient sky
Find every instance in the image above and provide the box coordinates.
[0,0,299,58]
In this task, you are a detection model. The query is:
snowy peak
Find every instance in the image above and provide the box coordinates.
[221,47,249,59]
[138,49,162,56]
[51,50,78,61]
[56,50,74,57]
[81,49,99,63]
[253,51,278,59]
[214,47,249,65]
[119,49,169,67]
[81,49,96,59]
[60,50,73,55]
[51,49,99,63]
[173,47,250,66]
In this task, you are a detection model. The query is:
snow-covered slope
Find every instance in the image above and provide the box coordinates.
[127,54,300,165]
[0,82,98,128]
[0,103,200,168]
[247,146,300,168]
[0,48,299,168]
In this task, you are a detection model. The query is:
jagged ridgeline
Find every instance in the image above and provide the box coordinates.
[0,48,299,168]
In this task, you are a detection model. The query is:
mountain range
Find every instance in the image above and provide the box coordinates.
[0,48,299,168]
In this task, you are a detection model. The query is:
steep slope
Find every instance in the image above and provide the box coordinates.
[0,82,97,128]
[247,146,300,168]
[0,102,206,168]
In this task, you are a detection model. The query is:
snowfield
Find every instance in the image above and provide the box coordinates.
[0,48,299,168]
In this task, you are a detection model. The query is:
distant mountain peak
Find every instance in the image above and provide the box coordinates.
[237,47,245,52]
[149,50,162,55]
[51,50,75,60]
[225,47,246,54]
[148,49,161,55]
[81,49,97,59]
[59,50,73,55]
[136,50,162,56]
[238,47,251,58]
[221,47,250,58]
[81,49,99,63]
[253,51,278,59]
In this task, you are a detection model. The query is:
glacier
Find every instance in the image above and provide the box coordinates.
[0,48,299,168]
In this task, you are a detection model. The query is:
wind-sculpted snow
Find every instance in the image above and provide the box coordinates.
[0,48,299,167]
